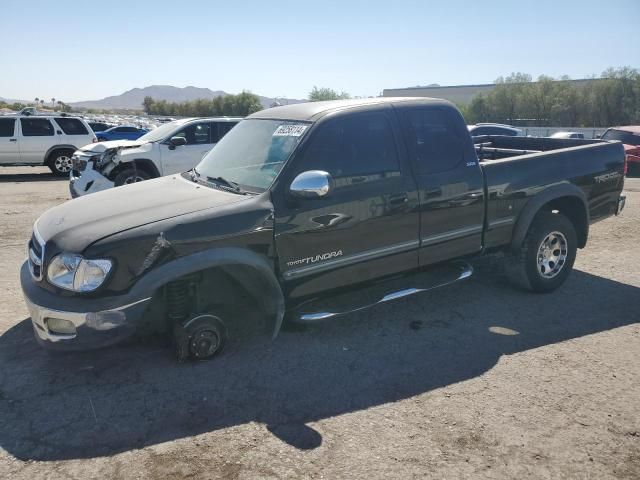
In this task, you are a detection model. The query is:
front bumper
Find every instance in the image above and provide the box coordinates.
[69,161,114,198]
[20,262,150,350]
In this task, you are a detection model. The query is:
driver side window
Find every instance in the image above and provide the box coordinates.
[297,112,400,187]
[173,123,212,145]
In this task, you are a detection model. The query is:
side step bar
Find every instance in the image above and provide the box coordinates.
[293,262,473,322]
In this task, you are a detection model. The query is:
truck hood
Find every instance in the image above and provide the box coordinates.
[35,175,248,253]
[78,139,148,153]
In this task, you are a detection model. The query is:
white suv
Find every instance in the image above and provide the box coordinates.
[0,115,97,175]
[69,117,241,197]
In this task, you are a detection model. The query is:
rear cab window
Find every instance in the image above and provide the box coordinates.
[54,117,89,135]
[0,118,16,137]
[20,118,54,136]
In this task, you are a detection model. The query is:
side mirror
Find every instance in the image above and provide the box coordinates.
[289,170,332,198]
[169,136,187,147]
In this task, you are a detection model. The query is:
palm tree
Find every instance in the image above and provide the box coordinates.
[39,99,44,108]
[34,97,39,106]
[51,97,55,108]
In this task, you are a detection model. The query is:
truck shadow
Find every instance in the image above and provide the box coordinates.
[0,265,638,461]
[0,172,65,183]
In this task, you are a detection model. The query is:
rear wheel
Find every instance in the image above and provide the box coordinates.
[47,149,74,176]
[113,168,151,186]
[506,211,577,292]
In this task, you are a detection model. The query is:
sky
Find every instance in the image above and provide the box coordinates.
[0,0,638,102]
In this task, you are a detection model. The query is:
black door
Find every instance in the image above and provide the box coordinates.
[272,107,420,300]
[398,106,486,266]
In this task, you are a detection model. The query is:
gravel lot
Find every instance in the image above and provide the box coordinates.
[0,166,638,479]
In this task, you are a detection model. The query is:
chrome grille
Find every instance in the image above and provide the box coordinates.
[28,229,45,281]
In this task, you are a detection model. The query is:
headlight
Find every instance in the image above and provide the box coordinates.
[47,253,112,292]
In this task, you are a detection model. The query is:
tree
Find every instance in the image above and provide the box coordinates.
[34,97,39,107]
[308,86,350,101]
[140,92,263,117]
[51,97,55,108]
[142,96,154,114]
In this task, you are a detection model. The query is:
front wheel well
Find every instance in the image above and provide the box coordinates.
[141,266,272,339]
[45,146,75,164]
[108,158,160,181]
[539,196,588,248]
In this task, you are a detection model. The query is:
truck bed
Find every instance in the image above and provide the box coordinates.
[477,136,626,250]
[474,135,603,161]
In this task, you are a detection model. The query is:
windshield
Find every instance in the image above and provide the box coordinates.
[601,129,640,146]
[137,120,184,143]
[196,119,309,192]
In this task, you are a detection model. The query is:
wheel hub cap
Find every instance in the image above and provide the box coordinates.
[536,231,568,279]
[55,156,72,173]
[190,330,220,358]
[124,175,145,184]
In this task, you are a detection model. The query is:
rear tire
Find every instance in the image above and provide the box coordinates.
[113,168,151,186]
[506,211,577,293]
[47,149,74,176]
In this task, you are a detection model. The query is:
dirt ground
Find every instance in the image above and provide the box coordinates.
[0,166,638,480]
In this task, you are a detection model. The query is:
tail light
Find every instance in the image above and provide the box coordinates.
[624,154,628,176]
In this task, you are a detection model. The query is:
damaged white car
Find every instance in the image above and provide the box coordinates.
[69,117,241,197]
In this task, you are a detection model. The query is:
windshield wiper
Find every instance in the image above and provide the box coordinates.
[206,175,243,193]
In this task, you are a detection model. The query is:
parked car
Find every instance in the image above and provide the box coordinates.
[70,117,241,197]
[550,131,585,139]
[0,115,97,175]
[87,122,114,133]
[21,98,626,361]
[600,126,640,174]
[468,123,522,136]
[96,125,148,142]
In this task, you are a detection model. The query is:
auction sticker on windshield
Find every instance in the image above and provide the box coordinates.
[273,124,308,137]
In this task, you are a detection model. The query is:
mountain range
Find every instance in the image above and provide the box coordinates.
[67,85,304,110]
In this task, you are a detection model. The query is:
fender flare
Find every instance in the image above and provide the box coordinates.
[510,183,589,253]
[44,144,78,163]
[129,247,285,338]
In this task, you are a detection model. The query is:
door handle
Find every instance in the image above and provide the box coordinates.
[9,138,17,142]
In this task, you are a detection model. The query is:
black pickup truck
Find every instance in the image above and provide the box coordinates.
[21,98,627,360]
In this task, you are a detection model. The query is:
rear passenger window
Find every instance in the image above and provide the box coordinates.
[405,109,466,174]
[54,117,88,135]
[217,122,236,141]
[20,118,54,136]
[471,127,489,136]
[300,113,400,183]
[0,119,15,137]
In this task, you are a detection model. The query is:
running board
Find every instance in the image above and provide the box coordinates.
[293,262,473,322]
